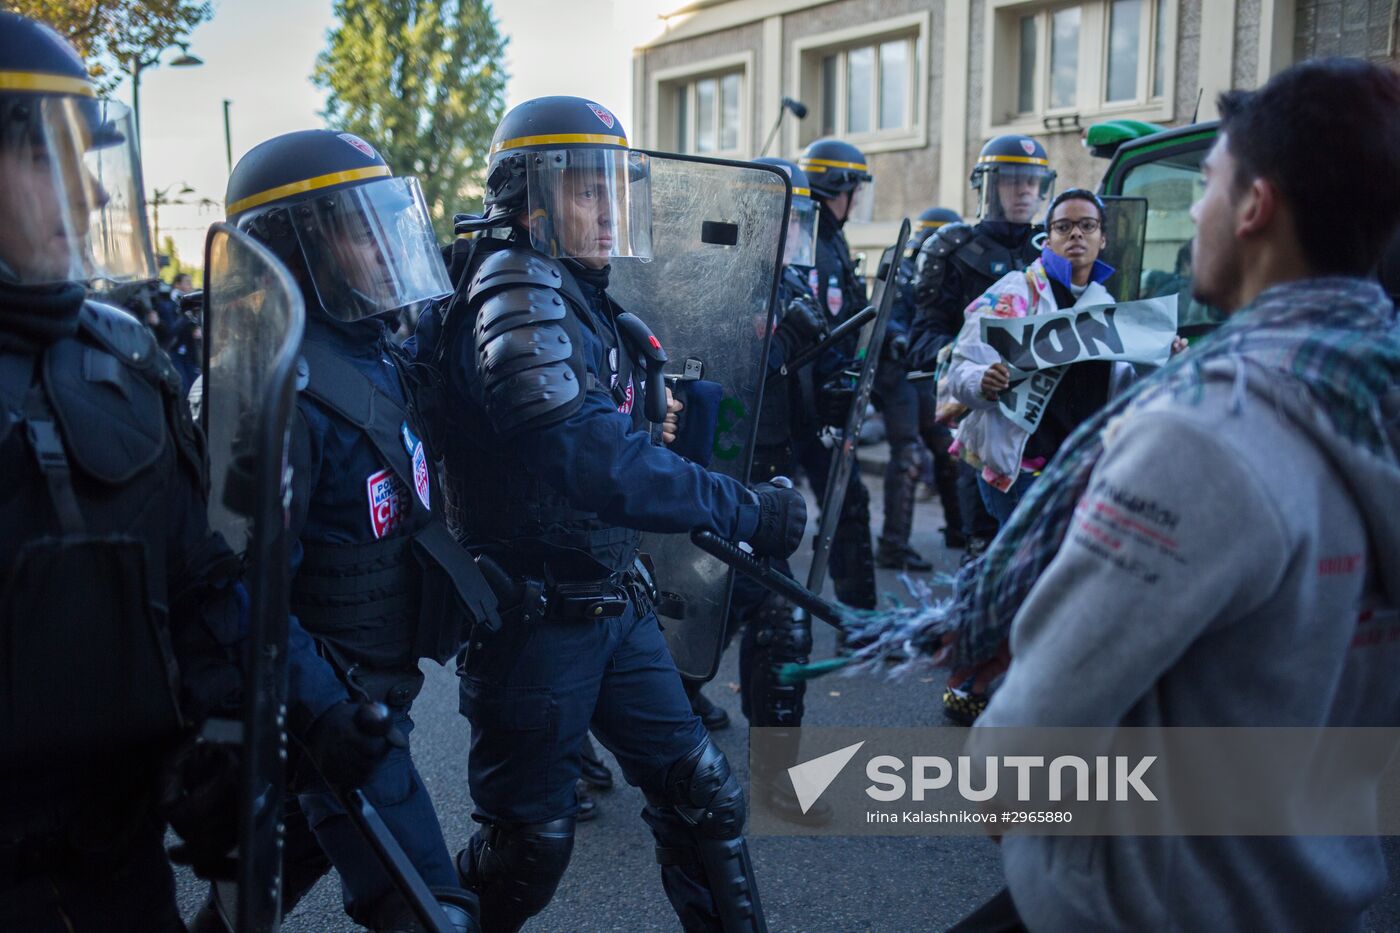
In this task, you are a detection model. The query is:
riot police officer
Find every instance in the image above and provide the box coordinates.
[888,207,965,556]
[219,130,494,931]
[908,135,1054,371]
[908,136,1055,564]
[0,14,353,930]
[719,157,833,824]
[795,138,878,612]
[423,96,804,932]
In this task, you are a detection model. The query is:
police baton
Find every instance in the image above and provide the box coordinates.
[767,305,877,384]
[332,704,457,933]
[689,530,846,629]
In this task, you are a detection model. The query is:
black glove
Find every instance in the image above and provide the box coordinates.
[749,477,807,560]
[774,296,826,358]
[160,733,240,879]
[817,372,857,427]
[882,332,910,365]
[298,700,399,790]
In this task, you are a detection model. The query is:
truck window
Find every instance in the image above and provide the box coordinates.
[1119,147,1224,333]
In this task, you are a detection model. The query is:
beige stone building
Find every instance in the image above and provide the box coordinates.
[632,0,1399,253]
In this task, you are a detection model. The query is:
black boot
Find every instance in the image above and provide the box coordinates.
[685,680,731,731]
[754,770,834,827]
[876,541,934,571]
[575,783,599,822]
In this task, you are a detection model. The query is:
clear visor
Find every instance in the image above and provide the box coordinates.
[848,179,876,224]
[0,96,154,286]
[978,164,1055,224]
[785,196,818,267]
[524,148,652,262]
[291,176,451,322]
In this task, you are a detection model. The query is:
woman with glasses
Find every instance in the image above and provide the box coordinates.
[944,188,1183,525]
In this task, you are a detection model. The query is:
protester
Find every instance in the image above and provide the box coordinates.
[951,57,1400,932]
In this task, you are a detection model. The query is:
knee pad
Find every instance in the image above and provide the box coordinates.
[458,817,574,927]
[889,441,924,476]
[659,737,746,841]
[838,478,871,524]
[754,600,811,663]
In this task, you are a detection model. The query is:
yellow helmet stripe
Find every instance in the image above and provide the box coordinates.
[227,164,392,216]
[798,157,869,172]
[916,219,949,229]
[977,154,1050,167]
[792,186,811,197]
[491,132,629,154]
[0,71,95,97]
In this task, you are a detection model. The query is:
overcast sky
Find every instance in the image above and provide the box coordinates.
[131,0,677,262]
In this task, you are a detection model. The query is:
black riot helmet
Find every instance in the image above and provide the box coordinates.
[753,156,818,267]
[907,206,964,251]
[0,10,154,287]
[970,134,1056,224]
[478,95,652,262]
[797,138,874,223]
[225,129,450,322]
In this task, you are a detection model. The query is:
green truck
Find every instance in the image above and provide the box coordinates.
[1089,118,1223,336]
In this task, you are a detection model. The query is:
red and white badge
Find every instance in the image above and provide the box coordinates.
[1020,139,1037,156]
[826,284,843,317]
[366,469,407,539]
[611,373,635,415]
[587,103,616,129]
[339,133,378,160]
[808,267,820,299]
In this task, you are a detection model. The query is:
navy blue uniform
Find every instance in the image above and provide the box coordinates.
[432,240,763,932]
[0,290,271,932]
[800,209,877,610]
[280,315,473,926]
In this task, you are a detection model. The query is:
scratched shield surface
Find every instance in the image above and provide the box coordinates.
[607,153,789,679]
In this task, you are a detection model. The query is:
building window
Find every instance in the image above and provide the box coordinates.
[995,0,1174,130]
[672,71,743,156]
[814,36,919,139]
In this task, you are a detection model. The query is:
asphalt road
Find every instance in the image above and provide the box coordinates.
[176,458,1400,932]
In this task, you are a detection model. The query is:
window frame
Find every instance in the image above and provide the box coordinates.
[790,11,931,155]
[985,0,1176,137]
[649,51,755,158]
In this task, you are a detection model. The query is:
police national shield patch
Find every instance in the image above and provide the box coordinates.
[366,469,407,539]
[400,422,431,511]
[1020,139,1037,156]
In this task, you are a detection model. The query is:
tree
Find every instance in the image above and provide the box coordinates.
[2,0,212,92]
[314,0,508,239]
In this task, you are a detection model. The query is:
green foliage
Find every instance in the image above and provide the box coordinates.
[2,0,212,92]
[314,0,508,240]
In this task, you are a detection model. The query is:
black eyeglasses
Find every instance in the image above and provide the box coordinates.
[1048,217,1102,236]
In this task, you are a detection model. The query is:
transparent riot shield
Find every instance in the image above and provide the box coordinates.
[1098,196,1149,303]
[201,222,305,933]
[808,219,911,595]
[607,154,790,680]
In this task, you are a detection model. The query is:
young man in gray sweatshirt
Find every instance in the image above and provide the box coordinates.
[953,58,1400,932]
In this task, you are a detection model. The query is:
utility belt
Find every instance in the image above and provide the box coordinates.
[478,553,659,626]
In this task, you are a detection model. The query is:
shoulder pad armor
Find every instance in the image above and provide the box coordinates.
[469,246,567,299]
[471,276,587,437]
[925,222,974,259]
[44,302,171,485]
[78,300,159,370]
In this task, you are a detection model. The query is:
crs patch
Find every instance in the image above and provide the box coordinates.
[400,421,431,511]
[587,103,616,129]
[808,267,820,299]
[338,133,378,160]
[610,373,635,415]
[366,469,408,539]
[1020,138,1037,156]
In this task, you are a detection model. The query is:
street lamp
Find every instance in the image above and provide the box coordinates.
[127,42,204,150]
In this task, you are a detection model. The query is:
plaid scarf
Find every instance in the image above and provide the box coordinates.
[953,275,1400,666]
[840,276,1400,673]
